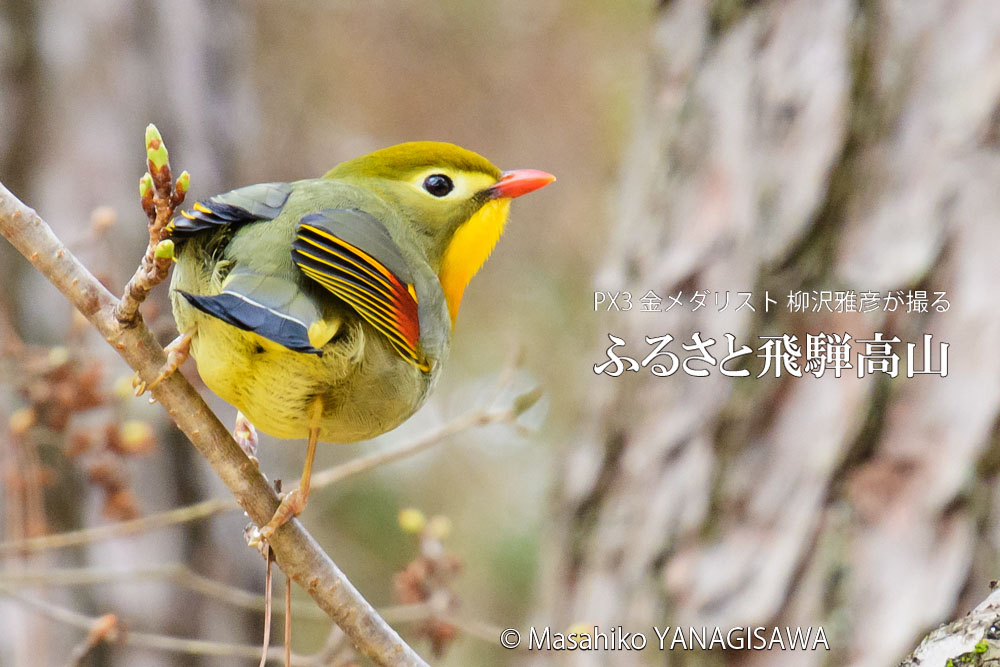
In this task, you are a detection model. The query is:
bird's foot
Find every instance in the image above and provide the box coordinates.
[245,523,269,556]
[256,488,308,543]
[144,332,193,392]
[131,372,147,396]
[249,410,320,548]
[234,411,259,468]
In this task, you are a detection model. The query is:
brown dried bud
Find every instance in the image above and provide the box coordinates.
[393,560,430,605]
[104,488,140,521]
[425,620,458,657]
[67,431,94,457]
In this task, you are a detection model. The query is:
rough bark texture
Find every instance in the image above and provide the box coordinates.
[901,585,1000,667]
[544,1,1000,665]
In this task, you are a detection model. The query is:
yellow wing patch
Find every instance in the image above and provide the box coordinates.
[292,221,427,371]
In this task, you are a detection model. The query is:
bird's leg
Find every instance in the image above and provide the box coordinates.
[258,397,322,540]
[234,411,259,467]
[140,331,193,392]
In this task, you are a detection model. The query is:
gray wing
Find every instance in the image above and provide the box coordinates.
[167,182,293,237]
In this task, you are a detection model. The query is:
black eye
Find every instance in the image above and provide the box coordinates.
[423,174,454,197]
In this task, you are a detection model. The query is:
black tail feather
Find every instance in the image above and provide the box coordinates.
[178,290,323,356]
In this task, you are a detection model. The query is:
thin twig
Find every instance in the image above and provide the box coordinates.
[0,583,309,665]
[0,181,428,666]
[0,562,507,653]
[0,402,521,557]
[309,406,517,488]
[0,563,327,620]
[307,603,513,665]
[67,614,117,667]
[309,624,352,667]
[0,563,507,645]
[0,497,233,557]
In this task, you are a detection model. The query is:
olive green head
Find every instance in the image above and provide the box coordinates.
[324,141,555,325]
[325,142,500,259]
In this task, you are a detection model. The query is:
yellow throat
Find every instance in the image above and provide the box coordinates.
[438,198,511,328]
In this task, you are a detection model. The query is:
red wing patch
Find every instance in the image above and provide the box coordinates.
[292,220,425,370]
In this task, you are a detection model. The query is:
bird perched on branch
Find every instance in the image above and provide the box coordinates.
[159,142,554,539]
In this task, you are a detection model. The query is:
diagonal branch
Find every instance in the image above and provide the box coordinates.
[0,181,428,667]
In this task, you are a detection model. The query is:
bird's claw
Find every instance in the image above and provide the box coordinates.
[131,372,147,396]
[245,524,268,555]
[234,411,259,462]
[258,488,307,541]
[146,332,192,392]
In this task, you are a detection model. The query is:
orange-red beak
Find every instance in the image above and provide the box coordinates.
[488,169,556,199]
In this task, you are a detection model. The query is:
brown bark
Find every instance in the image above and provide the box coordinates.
[544,1,1000,665]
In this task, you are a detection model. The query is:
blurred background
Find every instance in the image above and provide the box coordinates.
[2,0,1000,666]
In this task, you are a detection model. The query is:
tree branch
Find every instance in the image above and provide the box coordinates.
[0,181,428,666]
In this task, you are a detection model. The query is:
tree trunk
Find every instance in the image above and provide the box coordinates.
[543,1,1000,665]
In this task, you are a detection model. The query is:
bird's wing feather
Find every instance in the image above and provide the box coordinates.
[168,182,293,236]
[291,209,426,370]
[177,269,328,355]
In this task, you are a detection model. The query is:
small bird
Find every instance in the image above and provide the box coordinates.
[162,142,554,539]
